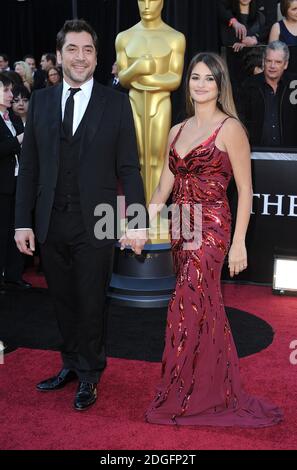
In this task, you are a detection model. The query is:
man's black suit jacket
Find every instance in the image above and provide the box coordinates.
[15,81,148,247]
[107,77,129,94]
[0,112,23,195]
[32,68,46,90]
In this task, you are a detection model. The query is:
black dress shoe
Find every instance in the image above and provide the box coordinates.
[36,368,77,391]
[4,279,32,289]
[74,382,97,411]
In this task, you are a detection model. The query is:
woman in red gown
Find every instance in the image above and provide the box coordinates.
[145,52,283,427]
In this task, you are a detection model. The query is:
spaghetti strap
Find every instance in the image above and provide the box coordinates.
[214,117,232,136]
[213,116,235,142]
[171,120,189,147]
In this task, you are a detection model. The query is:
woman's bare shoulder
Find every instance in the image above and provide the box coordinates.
[222,116,245,133]
[170,121,185,133]
[217,116,248,149]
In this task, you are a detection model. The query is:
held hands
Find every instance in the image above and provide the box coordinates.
[228,240,247,278]
[119,229,148,255]
[15,229,35,256]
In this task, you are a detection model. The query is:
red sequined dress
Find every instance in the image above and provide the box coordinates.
[145,119,283,427]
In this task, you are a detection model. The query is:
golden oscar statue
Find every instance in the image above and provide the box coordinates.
[116,0,186,224]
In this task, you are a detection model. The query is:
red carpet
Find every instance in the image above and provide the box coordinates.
[1,276,297,450]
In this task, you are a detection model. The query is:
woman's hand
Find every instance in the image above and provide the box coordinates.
[242,35,258,47]
[232,42,245,52]
[119,229,148,255]
[232,20,247,41]
[228,240,247,278]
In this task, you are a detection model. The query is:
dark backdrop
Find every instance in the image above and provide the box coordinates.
[0,0,219,118]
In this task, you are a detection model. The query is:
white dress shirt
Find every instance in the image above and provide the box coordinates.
[61,77,93,135]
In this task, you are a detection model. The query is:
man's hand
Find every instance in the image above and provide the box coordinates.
[119,229,148,255]
[232,20,247,41]
[15,229,35,256]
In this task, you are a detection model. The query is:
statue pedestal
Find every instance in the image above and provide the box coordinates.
[108,243,175,308]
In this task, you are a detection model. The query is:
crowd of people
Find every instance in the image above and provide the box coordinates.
[0,51,64,291]
[219,0,297,148]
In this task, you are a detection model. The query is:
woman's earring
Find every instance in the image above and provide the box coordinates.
[190,96,194,107]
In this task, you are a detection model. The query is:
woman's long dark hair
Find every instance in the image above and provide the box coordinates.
[231,0,257,23]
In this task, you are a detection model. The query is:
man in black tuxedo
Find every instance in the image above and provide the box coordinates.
[15,19,148,411]
[0,73,30,291]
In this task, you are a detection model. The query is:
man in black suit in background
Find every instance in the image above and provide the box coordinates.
[108,61,128,93]
[15,19,148,411]
[238,41,297,147]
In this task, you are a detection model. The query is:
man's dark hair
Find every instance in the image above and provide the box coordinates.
[56,19,98,52]
[23,54,35,61]
[0,72,13,88]
[2,71,23,86]
[0,53,9,62]
[44,53,57,66]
